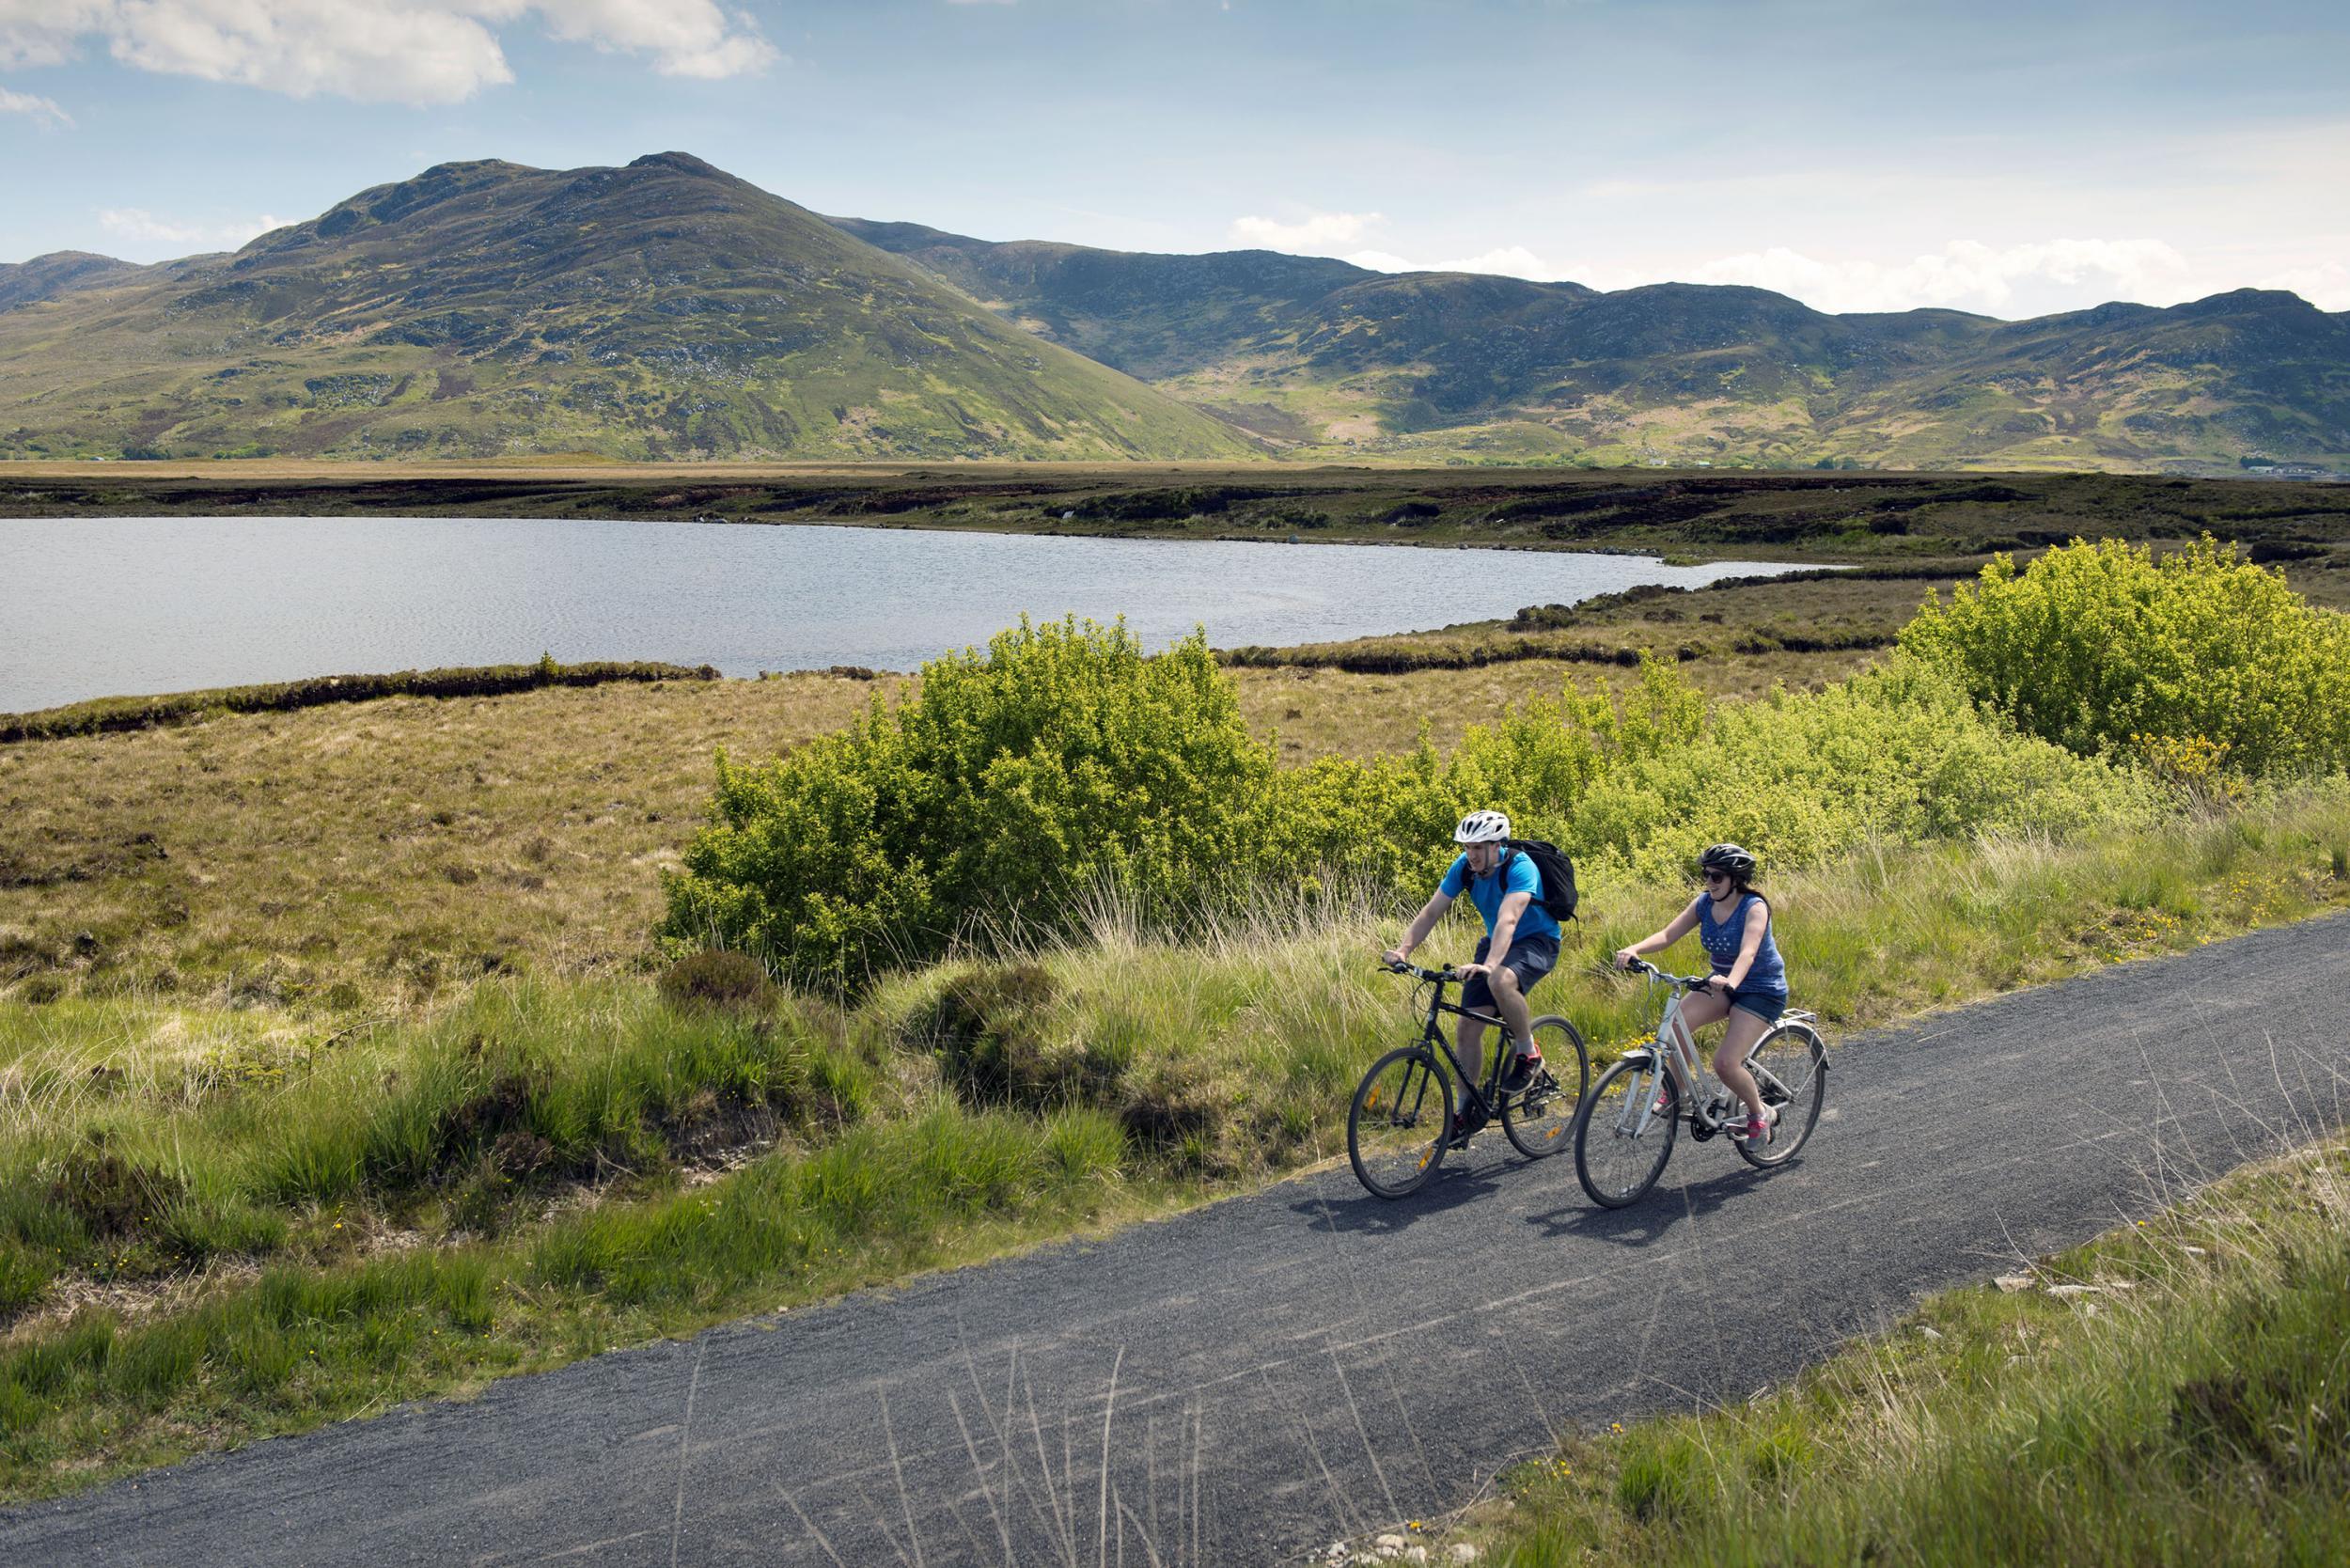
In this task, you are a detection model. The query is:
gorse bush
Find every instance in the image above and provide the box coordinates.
[667,613,2146,985]
[1899,537,2350,776]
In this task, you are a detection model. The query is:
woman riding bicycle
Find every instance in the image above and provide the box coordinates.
[1613,843,1788,1145]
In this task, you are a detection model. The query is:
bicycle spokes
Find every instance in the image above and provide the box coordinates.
[1348,1047,1453,1200]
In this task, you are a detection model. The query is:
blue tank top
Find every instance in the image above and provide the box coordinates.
[1699,892,1786,993]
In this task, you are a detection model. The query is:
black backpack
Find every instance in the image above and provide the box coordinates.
[1500,839,1580,923]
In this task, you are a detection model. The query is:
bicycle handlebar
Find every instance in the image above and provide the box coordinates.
[1615,956,1717,991]
[1379,959,1459,983]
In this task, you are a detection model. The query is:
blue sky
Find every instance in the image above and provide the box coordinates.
[2,0,2344,317]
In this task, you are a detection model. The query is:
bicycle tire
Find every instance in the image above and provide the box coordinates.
[1502,1014,1588,1159]
[1348,1045,1454,1199]
[1736,1021,1826,1168]
[1574,1053,1679,1208]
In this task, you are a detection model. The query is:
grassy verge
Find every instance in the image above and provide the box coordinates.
[1439,1126,2350,1566]
[3,790,2347,1501]
[0,659,721,745]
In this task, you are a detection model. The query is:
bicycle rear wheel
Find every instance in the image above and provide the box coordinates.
[1502,1014,1587,1159]
[1574,1053,1679,1208]
[1736,1021,1825,1168]
[1348,1046,1454,1199]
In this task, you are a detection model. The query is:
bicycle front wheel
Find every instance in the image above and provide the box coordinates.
[1737,1021,1826,1168]
[1574,1054,1679,1208]
[1348,1046,1454,1199]
[1502,1014,1588,1159]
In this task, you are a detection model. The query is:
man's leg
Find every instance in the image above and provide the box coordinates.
[1451,1015,1487,1090]
[1489,964,1533,1050]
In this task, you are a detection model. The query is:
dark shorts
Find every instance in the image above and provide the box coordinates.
[1728,985,1788,1025]
[1463,933,1559,1013]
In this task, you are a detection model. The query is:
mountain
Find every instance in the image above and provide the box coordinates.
[836,220,2350,471]
[0,251,144,313]
[5,156,2342,471]
[0,155,1260,463]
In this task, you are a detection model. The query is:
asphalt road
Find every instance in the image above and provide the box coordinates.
[8,912,2348,1567]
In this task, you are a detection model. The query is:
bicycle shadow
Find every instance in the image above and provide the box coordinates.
[1521,1160,1800,1247]
[1290,1156,1512,1234]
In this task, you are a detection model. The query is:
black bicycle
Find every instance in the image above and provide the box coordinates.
[1347,961,1590,1199]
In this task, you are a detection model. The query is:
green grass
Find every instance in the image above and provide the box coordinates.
[0,657,718,743]
[2,789,2346,1501]
[1449,1127,2350,1567]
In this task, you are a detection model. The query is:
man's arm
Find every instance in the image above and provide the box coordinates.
[1478,889,1532,972]
[1384,890,1455,964]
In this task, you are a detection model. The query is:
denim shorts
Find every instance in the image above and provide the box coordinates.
[1463,933,1559,1013]
[1728,985,1788,1025]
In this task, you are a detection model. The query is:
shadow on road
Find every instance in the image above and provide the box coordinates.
[1291,1157,1514,1233]
[1521,1160,1801,1246]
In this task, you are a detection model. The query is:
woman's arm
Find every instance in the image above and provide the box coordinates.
[1721,898,1769,990]
[1616,897,1701,967]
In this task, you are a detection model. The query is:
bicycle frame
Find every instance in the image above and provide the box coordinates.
[1414,975,1512,1118]
[1607,965,1813,1138]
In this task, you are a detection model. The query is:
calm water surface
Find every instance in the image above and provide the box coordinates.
[1,517,1817,712]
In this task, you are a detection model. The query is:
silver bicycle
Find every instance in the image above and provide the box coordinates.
[1573,957,1827,1208]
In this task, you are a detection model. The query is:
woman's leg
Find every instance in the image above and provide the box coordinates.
[1714,1006,1773,1121]
[1669,991,1729,1096]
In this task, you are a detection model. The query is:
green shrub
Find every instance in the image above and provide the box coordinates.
[663,617,1276,984]
[1565,659,2154,886]
[666,611,2153,983]
[1898,537,2350,775]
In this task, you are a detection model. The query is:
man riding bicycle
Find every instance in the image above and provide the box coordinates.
[1381,809,1559,1143]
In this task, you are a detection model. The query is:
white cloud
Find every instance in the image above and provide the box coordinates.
[0,84,71,128]
[531,0,777,79]
[99,204,293,256]
[1229,210,1382,250]
[2256,258,2350,313]
[0,0,776,105]
[1688,239,2202,317]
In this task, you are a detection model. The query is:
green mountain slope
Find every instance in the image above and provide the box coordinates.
[0,251,144,313]
[838,219,2350,472]
[0,155,1261,462]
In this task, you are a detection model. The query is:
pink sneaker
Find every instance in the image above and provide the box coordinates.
[1741,1107,1777,1145]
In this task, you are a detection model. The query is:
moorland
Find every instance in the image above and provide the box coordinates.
[4,513,2350,1546]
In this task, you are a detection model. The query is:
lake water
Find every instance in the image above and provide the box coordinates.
[0,516,1818,712]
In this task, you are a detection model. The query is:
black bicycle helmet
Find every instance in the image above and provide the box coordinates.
[1699,842,1758,882]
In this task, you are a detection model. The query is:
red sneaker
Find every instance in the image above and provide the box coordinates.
[1499,1046,1543,1095]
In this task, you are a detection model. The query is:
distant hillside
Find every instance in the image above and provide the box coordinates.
[0,155,1260,463]
[5,153,2342,471]
[0,251,144,313]
[837,219,2350,473]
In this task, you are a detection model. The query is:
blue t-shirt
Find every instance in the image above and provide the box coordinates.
[1438,851,1562,944]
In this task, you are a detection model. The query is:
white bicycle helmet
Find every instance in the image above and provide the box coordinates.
[1453,809,1512,845]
